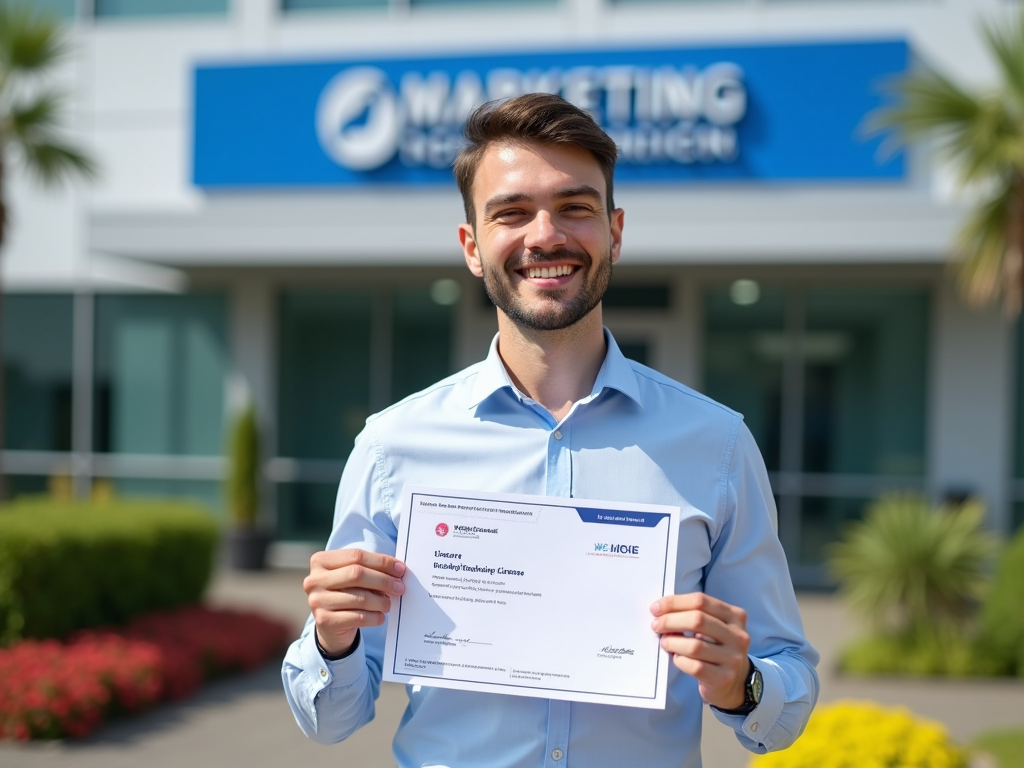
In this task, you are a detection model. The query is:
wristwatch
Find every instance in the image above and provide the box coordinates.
[717,660,763,716]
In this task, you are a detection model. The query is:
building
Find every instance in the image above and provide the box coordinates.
[4,0,1021,586]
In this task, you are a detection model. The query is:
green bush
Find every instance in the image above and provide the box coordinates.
[226,405,260,528]
[829,494,997,635]
[840,630,1000,677]
[0,498,218,645]
[976,526,1024,676]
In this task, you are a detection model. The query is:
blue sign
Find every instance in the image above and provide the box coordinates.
[193,40,906,188]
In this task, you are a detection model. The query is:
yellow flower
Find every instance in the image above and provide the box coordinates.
[748,701,968,768]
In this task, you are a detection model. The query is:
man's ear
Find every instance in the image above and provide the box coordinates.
[610,208,625,265]
[459,223,484,277]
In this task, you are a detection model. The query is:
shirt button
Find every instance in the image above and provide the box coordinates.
[319,668,327,679]
[554,431,562,440]
[551,748,564,761]
[750,722,759,733]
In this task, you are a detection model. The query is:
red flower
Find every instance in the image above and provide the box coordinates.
[0,606,291,740]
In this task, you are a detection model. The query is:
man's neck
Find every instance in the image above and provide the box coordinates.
[495,310,607,422]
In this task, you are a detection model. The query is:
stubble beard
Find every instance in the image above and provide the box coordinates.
[482,247,613,332]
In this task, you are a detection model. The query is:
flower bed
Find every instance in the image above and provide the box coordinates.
[0,606,291,741]
[748,700,968,768]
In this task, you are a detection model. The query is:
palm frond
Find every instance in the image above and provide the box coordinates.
[951,96,1024,186]
[868,68,982,146]
[0,3,68,74]
[19,140,96,186]
[954,184,1014,305]
[980,12,1024,119]
[8,91,61,141]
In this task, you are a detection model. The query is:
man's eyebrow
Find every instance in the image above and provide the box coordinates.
[483,193,532,216]
[552,184,603,202]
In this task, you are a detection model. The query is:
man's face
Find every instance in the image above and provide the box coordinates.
[458,141,623,332]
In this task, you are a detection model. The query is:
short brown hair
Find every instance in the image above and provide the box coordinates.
[453,93,619,227]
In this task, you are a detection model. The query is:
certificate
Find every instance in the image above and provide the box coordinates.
[383,486,680,709]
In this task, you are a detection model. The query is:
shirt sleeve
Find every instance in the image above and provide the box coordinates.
[281,422,398,744]
[705,418,820,753]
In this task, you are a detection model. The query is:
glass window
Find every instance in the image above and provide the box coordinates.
[803,289,928,476]
[94,294,227,456]
[392,287,454,402]
[797,496,872,566]
[282,0,386,10]
[4,295,73,452]
[703,285,786,471]
[93,0,227,17]
[412,0,553,5]
[278,291,373,461]
[110,478,223,518]
[702,282,930,584]
[2,474,50,500]
[277,481,338,541]
[604,284,671,310]
[1014,317,1024,532]
[276,285,457,542]
[19,0,77,19]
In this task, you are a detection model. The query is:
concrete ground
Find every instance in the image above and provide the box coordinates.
[2,568,1022,768]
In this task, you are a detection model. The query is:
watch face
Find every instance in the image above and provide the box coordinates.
[749,666,764,706]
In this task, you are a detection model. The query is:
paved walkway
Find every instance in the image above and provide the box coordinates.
[2,568,1022,767]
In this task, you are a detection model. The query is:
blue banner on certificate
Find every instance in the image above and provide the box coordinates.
[383,486,681,709]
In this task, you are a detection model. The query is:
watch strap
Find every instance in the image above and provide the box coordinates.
[713,659,760,716]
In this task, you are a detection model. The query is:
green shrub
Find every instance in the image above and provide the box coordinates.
[0,498,218,645]
[226,405,260,528]
[829,494,997,635]
[976,526,1024,676]
[841,630,1000,677]
[972,727,1024,768]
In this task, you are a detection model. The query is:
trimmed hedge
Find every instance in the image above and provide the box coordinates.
[977,526,1024,675]
[0,499,218,645]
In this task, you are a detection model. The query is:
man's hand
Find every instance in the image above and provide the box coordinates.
[304,549,407,657]
[650,593,750,710]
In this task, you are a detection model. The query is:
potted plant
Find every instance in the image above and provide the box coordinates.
[225,404,270,570]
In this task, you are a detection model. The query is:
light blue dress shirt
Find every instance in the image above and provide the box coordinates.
[282,331,819,768]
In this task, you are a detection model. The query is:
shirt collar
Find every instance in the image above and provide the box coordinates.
[465,329,644,410]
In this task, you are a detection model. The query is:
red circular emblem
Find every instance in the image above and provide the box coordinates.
[435,523,449,537]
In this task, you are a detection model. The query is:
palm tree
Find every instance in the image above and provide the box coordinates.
[870,11,1024,316]
[0,2,95,500]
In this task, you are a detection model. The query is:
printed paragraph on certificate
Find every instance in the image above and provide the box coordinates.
[383,486,680,709]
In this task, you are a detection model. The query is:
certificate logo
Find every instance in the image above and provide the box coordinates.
[435,523,449,537]
[589,542,641,558]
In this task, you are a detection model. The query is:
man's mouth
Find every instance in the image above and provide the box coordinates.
[517,264,578,280]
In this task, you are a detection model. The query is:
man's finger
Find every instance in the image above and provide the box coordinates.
[659,634,741,666]
[650,592,747,626]
[650,608,734,644]
[311,548,407,578]
[306,556,407,597]
[309,587,393,616]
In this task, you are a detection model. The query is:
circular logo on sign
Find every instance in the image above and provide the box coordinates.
[316,66,400,171]
[435,523,449,537]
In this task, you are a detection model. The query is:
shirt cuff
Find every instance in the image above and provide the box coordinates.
[710,655,786,750]
[301,627,368,690]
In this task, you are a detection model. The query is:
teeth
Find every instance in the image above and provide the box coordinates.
[527,266,572,278]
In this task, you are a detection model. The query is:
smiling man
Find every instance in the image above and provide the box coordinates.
[283,94,818,768]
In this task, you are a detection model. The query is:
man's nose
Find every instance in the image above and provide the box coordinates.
[523,210,567,252]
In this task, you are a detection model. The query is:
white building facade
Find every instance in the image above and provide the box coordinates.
[5,0,1021,585]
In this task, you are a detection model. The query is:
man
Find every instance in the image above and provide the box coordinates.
[283,93,818,767]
